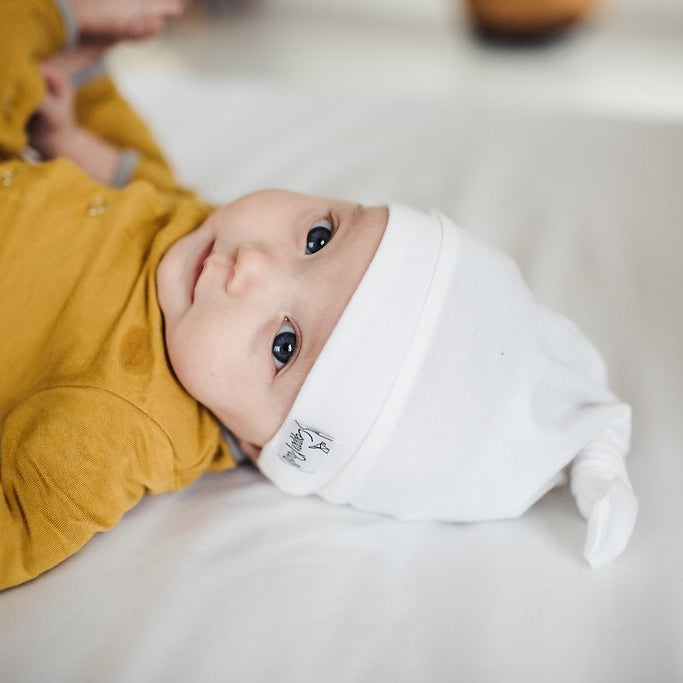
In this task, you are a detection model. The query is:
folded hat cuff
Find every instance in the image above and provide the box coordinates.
[257,203,445,494]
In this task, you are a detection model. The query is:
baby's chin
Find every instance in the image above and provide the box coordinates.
[199,389,288,451]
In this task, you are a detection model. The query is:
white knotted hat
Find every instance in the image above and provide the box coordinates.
[255,204,637,566]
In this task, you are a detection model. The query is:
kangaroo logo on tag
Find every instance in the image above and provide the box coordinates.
[279,419,335,474]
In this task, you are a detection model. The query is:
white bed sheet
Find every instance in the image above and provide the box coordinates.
[1,75,681,682]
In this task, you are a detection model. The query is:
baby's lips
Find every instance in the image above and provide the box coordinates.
[190,239,216,300]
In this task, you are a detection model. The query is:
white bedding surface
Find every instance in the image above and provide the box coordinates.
[1,75,682,682]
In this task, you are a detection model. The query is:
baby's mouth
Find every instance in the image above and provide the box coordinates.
[191,239,215,302]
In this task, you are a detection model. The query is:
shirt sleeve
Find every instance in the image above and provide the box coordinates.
[0,0,67,158]
[0,387,175,591]
[73,72,193,194]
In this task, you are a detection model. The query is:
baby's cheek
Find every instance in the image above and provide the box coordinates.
[165,321,206,395]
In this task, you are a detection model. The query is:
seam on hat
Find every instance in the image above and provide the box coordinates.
[320,209,459,495]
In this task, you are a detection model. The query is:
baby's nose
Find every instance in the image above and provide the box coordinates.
[227,242,278,295]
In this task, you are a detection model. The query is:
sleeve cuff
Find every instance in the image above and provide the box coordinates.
[70,59,108,89]
[111,149,141,187]
[219,423,249,464]
[53,0,79,49]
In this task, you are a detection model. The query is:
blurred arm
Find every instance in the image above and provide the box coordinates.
[0,388,173,590]
[0,0,67,158]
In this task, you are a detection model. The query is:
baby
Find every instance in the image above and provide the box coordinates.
[0,0,637,591]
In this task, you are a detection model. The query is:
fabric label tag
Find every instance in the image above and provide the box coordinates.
[278,419,335,474]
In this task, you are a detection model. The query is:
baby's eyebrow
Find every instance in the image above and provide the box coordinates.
[273,205,364,378]
[333,204,362,244]
[351,204,363,225]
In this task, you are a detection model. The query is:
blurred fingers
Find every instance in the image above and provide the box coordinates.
[39,61,68,98]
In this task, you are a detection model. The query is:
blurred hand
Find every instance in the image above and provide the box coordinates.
[29,60,78,159]
[70,0,187,42]
[29,58,124,184]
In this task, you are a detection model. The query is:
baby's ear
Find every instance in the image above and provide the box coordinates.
[236,437,261,462]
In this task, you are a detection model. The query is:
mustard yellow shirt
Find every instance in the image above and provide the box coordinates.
[0,0,235,590]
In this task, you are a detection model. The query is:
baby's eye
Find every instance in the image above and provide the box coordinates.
[272,318,298,371]
[306,218,333,255]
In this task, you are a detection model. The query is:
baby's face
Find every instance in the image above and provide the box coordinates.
[156,189,388,452]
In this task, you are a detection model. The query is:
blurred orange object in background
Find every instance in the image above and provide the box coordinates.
[465,0,599,41]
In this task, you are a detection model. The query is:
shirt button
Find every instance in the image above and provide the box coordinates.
[87,196,108,216]
[1,168,16,186]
